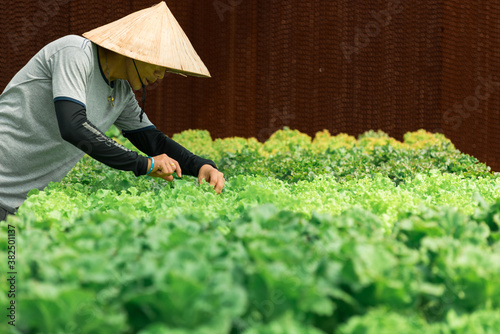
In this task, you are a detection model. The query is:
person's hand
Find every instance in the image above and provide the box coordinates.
[147,154,182,182]
[198,164,225,194]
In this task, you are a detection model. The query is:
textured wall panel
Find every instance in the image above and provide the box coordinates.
[1,1,498,170]
[441,0,500,170]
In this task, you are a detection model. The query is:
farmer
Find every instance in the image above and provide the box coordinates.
[0,2,224,221]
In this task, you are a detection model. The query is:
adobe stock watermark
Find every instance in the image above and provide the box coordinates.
[233,288,286,331]
[341,0,404,63]
[257,106,296,141]
[8,0,70,53]
[232,277,303,332]
[213,0,243,22]
[443,75,500,130]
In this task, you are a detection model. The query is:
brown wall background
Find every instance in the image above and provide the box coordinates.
[1,0,499,170]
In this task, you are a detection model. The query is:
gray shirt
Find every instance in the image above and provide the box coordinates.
[0,35,154,211]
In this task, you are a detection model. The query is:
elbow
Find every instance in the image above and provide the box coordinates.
[59,125,81,145]
[59,128,72,142]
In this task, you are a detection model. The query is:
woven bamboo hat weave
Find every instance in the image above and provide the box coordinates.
[82,1,210,77]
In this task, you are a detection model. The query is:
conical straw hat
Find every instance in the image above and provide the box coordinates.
[83,1,210,78]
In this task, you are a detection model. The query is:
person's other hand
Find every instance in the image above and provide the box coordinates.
[147,154,182,182]
[198,164,225,194]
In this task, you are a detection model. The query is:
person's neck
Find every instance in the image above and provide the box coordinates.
[98,46,127,82]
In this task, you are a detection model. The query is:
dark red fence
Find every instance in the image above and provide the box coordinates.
[1,0,498,170]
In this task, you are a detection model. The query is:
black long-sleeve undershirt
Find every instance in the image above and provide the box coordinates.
[55,100,148,176]
[54,100,216,177]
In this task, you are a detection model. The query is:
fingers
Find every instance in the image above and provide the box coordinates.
[158,157,178,176]
[173,160,182,178]
[199,168,225,194]
[212,173,225,194]
[148,154,181,182]
[198,165,209,186]
[150,169,174,182]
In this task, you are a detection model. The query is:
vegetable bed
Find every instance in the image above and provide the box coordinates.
[1,128,500,334]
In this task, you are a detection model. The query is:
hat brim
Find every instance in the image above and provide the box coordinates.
[83,2,211,78]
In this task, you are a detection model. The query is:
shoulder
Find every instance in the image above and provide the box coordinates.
[44,35,94,67]
[47,35,92,51]
[44,35,94,62]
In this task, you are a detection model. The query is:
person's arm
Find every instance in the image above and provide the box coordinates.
[54,100,149,176]
[122,127,217,177]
